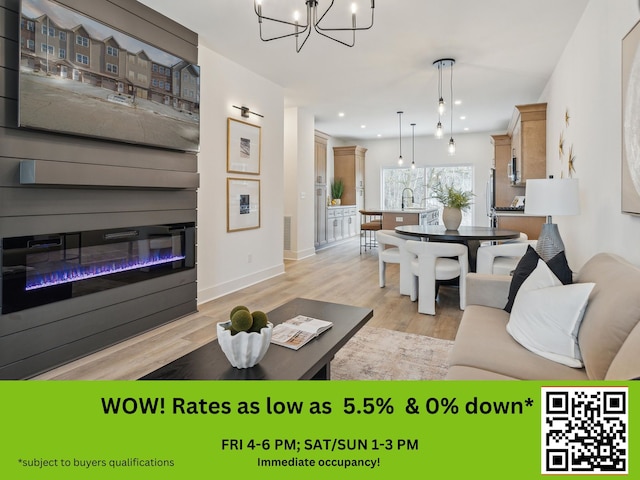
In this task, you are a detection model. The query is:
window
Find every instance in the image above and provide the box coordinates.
[41,25,55,36]
[159,80,164,89]
[152,78,159,87]
[159,66,165,74]
[381,165,474,226]
[106,63,118,74]
[152,64,158,72]
[27,39,34,50]
[22,19,35,31]
[75,53,89,65]
[59,31,66,41]
[58,48,65,59]
[41,43,54,55]
[75,35,89,47]
[165,82,171,91]
[107,46,119,57]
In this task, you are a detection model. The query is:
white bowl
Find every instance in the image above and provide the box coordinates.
[216,321,273,369]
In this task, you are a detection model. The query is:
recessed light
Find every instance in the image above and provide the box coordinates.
[464,127,469,131]
[460,116,466,120]
[361,125,366,129]
[338,112,345,117]
[377,134,382,137]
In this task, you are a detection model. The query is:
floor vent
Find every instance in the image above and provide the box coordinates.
[284,216,292,250]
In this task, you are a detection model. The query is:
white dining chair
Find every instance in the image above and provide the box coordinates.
[476,240,537,275]
[405,240,468,315]
[376,230,414,295]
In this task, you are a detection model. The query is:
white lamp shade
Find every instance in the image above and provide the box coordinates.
[524,178,580,216]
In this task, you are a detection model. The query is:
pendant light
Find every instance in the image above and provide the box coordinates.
[433,58,456,151]
[447,60,456,156]
[397,111,404,165]
[411,123,416,169]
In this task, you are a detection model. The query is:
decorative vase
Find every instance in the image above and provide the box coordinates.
[217,321,273,368]
[442,207,462,230]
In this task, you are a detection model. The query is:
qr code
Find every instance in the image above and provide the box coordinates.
[542,386,628,475]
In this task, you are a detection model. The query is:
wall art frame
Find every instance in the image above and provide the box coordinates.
[622,18,640,215]
[18,0,200,152]
[227,177,261,232]
[227,118,261,174]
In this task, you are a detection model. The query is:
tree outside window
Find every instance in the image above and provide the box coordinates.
[382,165,474,226]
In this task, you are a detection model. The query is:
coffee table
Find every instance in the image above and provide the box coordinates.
[140,298,373,380]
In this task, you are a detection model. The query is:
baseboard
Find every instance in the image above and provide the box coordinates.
[283,247,316,261]
[197,263,285,305]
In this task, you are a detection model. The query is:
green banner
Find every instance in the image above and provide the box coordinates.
[0,381,634,479]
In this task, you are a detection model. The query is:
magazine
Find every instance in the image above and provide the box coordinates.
[270,315,333,350]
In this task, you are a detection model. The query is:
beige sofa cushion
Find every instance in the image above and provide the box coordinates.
[449,305,588,380]
[606,322,640,380]
[446,365,517,380]
[577,253,640,380]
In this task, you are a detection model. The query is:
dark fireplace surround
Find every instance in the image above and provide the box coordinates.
[2,223,195,314]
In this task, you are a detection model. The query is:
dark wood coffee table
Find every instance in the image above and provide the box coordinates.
[140,298,373,380]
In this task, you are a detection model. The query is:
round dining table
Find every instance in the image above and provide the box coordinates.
[394,224,522,272]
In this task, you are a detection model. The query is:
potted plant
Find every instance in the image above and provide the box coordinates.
[217,305,273,368]
[330,179,344,205]
[431,181,474,230]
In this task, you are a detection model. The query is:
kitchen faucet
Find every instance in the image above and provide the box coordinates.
[401,188,414,210]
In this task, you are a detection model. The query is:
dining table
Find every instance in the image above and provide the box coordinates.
[394,224,522,272]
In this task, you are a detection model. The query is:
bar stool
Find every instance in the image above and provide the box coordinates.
[359,210,382,254]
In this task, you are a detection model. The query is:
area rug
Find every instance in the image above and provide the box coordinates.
[331,326,454,380]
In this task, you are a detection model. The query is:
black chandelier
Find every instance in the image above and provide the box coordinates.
[254,0,375,53]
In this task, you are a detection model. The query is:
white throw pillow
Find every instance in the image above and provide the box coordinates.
[506,260,595,368]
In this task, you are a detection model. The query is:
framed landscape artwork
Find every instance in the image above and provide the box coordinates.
[622,18,640,214]
[18,0,200,152]
[227,178,260,232]
[227,118,261,174]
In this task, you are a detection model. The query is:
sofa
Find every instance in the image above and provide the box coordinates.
[446,252,640,380]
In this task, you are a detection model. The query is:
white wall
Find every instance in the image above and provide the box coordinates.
[354,132,496,225]
[197,45,285,304]
[284,108,316,260]
[540,0,640,269]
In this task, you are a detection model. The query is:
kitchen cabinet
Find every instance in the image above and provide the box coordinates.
[326,206,357,244]
[315,132,328,185]
[380,208,439,230]
[333,145,367,212]
[508,103,547,186]
[491,134,522,208]
[496,214,545,240]
[315,132,329,248]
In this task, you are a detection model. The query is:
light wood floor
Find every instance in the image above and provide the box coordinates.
[33,237,463,380]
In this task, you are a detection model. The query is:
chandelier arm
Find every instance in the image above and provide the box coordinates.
[259,23,310,43]
[314,27,356,47]
[296,23,314,52]
[315,10,375,32]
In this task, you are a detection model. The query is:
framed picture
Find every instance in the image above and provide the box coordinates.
[227,178,260,232]
[19,0,200,152]
[622,19,640,214]
[227,118,261,174]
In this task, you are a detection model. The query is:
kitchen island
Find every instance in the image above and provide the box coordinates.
[361,208,439,230]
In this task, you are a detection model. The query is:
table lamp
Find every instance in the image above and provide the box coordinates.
[524,177,580,261]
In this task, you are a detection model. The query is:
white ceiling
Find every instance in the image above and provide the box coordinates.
[138,0,590,140]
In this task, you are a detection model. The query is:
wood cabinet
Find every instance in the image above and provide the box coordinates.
[508,103,547,185]
[496,215,545,240]
[314,132,328,185]
[333,145,367,211]
[491,134,523,207]
[315,132,329,248]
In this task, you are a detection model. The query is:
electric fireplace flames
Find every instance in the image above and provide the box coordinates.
[1,223,195,314]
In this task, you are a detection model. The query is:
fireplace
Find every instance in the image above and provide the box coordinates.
[1,223,195,314]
